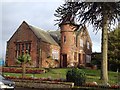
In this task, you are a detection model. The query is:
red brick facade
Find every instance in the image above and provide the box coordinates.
[60,23,92,67]
[6,21,92,68]
[6,21,60,68]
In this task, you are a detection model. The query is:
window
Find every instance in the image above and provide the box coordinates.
[80,39,83,47]
[87,42,90,49]
[16,43,20,51]
[86,55,91,63]
[26,43,31,54]
[16,43,20,58]
[52,49,59,60]
[15,42,31,58]
[63,36,66,43]
[74,52,77,61]
[22,44,24,55]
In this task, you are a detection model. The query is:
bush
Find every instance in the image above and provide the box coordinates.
[66,68,86,86]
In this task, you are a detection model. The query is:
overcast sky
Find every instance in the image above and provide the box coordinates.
[0,0,102,59]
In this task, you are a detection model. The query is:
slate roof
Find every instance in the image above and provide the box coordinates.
[48,30,61,45]
[25,21,91,46]
[29,25,59,45]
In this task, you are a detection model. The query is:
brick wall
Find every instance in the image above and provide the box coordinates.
[60,23,92,67]
[6,22,39,67]
[60,24,78,67]
[41,41,60,68]
[6,22,60,68]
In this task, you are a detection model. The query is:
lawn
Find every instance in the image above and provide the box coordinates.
[3,68,119,85]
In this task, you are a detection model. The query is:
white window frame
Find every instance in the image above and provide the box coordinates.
[52,49,59,60]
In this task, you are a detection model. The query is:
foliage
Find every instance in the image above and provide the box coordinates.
[91,53,101,69]
[55,1,120,84]
[108,26,120,71]
[3,68,118,85]
[66,68,86,86]
[17,51,31,78]
[55,2,120,30]
[17,53,31,64]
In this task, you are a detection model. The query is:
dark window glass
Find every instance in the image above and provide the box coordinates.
[26,43,31,54]
[15,42,31,58]
[16,43,20,58]
[74,52,77,61]
[63,36,66,43]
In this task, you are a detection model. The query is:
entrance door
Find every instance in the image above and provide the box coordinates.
[78,53,81,65]
[63,54,67,67]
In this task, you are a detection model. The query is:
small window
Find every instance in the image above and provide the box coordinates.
[16,43,20,51]
[86,55,91,63]
[22,44,24,55]
[80,39,83,47]
[74,52,77,61]
[16,43,20,58]
[87,42,90,49]
[26,43,29,50]
[63,36,66,43]
[52,49,59,60]
[26,43,31,54]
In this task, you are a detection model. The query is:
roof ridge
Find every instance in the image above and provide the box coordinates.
[29,25,47,32]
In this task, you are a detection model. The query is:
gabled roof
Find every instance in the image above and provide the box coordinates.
[28,24,59,45]
[75,26,92,44]
[8,21,91,46]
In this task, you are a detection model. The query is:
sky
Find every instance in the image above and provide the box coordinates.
[0,0,102,60]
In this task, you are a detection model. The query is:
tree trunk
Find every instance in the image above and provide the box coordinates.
[101,13,108,84]
[22,62,26,78]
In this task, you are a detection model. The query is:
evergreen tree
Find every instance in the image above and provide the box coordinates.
[17,50,31,78]
[55,1,120,84]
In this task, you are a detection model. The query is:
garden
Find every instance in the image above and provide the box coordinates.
[2,67,120,89]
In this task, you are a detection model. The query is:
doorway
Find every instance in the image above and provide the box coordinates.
[78,53,81,65]
[62,54,67,67]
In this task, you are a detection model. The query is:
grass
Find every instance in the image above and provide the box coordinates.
[3,68,119,85]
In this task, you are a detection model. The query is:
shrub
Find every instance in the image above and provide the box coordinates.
[66,68,86,86]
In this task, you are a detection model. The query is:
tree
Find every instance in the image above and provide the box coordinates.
[17,50,31,78]
[108,24,120,71]
[55,1,120,84]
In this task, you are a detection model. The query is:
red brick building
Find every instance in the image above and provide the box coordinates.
[60,22,92,67]
[6,21,92,68]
